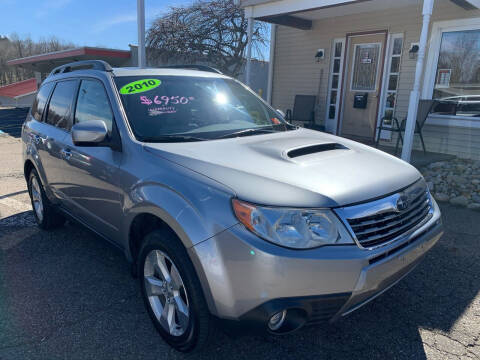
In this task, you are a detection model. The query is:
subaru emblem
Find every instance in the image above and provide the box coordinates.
[396,194,409,212]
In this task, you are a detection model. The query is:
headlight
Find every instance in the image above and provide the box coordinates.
[232,199,354,249]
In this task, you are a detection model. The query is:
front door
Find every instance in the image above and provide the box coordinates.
[60,78,123,241]
[341,33,386,140]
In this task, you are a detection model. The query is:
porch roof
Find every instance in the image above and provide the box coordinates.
[239,0,480,29]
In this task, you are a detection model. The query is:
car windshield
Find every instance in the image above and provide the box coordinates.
[114,75,294,142]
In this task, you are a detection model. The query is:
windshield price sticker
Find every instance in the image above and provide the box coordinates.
[149,107,177,116]
[140,95,194,105]
[120,79,162,95]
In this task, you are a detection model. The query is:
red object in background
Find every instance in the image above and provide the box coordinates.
[0,78,37,98]
[271,117,281,124]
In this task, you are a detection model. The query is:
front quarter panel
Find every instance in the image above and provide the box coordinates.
[121,148,239,258]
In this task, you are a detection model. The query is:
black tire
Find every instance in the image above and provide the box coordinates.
[27,168,66,230]
[138,228,215,353]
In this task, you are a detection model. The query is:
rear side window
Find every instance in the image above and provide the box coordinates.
[31,82,54,121]
[46,80,77,131]
[74,79,113,132]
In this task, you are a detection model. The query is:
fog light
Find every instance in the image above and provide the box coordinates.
[268,310,287,331]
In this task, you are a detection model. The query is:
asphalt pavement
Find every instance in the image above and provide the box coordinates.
[0,125,479,359]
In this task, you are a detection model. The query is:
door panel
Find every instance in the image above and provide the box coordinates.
[59,79,123,241]
[342,34,386,140]
[27,120,68,199]
[37,80,78,200]
[60,136,123,240]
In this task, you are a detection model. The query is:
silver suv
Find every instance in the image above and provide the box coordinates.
[22,60,443,352]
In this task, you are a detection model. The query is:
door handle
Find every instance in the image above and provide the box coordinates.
[32,134,47,144]
[61,148,72,160]
[31,134,41,144]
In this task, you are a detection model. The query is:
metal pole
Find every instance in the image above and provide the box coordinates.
[137,0,146,68]
[34,71,42,87]
[267,24,276,104]
[401,0,434,162]
[245,17,254,87]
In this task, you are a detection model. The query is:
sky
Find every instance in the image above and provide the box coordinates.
[0,0,195,50]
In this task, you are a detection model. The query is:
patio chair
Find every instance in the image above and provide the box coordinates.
[375,99,435,154]
[285,95,324,131]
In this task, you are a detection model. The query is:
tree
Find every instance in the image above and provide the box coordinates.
[146,0,268,77]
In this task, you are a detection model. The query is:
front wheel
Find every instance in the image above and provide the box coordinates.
[138,229,215,352]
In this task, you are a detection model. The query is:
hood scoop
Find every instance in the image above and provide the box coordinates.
[287,143,348,158]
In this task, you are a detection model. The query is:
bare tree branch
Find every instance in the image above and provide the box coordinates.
[146,0,268,77]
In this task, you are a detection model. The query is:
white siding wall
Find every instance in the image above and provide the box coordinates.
[271,0,480,159]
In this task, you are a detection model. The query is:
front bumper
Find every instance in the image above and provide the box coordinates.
[188,200,443,331]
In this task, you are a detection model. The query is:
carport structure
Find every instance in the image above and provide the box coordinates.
[7,46,132,87]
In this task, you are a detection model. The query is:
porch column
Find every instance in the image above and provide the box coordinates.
[267,24,276,104]
[401,0,434,162]
[245,16,254,87]
[137,0,146,68]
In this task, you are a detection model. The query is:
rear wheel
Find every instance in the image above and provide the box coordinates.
[27,169,65,229]
[138,229,215,352]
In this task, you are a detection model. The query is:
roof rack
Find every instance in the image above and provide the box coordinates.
[159,64,223,74]
[48,60,113,77]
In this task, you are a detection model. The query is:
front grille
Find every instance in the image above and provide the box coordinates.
[336,181,433,249]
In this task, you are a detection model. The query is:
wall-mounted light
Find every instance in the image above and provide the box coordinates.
[409,43,419,59]
[315,49,325,62]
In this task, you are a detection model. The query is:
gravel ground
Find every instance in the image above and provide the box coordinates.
[0,132,479,360]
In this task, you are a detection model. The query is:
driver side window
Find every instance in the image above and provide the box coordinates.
[75,79,113,132]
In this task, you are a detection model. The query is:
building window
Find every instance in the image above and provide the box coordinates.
[350,43,381,91]
[325,38,345,133]
[378,34,403,131]
[424,18,480,123]
[431,29,480,117]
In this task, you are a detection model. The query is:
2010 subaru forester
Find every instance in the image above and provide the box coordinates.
[22,60,443,352]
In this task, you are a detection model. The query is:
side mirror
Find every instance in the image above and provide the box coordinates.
[72,120,108,146]
[276,109,286,117]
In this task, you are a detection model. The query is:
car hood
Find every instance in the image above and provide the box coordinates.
[144,128,421,208]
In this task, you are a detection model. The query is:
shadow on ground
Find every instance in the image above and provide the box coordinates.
[0,204,478,359]
[0,108,29,138]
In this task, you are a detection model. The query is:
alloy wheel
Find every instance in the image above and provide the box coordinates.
[143,250,190,336]
[30,176,44,223]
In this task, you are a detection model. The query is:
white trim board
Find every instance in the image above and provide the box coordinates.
[325,38,346,134]
[376,33,404,141]
[245,0,362,18]
[13,91,37,99]
[426,115,480,129]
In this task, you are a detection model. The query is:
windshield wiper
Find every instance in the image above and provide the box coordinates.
[216,127,277,139]
[139,135,207,143]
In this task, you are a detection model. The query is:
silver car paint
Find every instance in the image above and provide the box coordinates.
[190,199,442,319]
[23,67,442,322]
[71,120,108,144]
[144,129,421,208]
